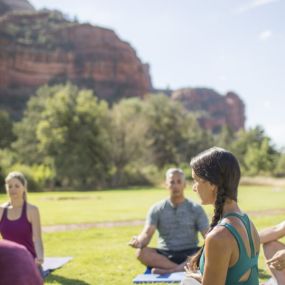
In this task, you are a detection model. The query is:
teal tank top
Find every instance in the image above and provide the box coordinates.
[199,213,259,285]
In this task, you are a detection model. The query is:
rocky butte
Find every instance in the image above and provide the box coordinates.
[0,0,245,132]
[0,3,152,116]
[172,88,245,132]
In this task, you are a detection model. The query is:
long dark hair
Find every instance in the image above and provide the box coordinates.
[189,147,241,270]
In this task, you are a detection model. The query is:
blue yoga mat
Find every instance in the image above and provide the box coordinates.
[133,272,185,283]
[42,257,73,277]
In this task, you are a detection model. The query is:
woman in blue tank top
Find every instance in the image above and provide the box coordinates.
[182,147,260,285]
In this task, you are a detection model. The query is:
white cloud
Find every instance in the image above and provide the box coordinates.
[236,0,279,14]
[259,30,273,41]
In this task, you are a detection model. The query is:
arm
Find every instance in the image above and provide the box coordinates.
[129,224,156,248]
[0,207,4,222]
[267,249,285,271]
[259,221,285,244]
[201,229,232,285]
[29,205,44,265]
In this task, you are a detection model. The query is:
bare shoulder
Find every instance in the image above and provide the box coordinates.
[0,202,9,212]
[0,202,9,208]
[26,203,40,215]
[0,203,9,220]
[206,226,233,250]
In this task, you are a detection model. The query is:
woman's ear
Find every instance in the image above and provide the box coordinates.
[210,183,218,195]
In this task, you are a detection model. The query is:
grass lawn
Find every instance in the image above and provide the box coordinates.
[0,185,285,284]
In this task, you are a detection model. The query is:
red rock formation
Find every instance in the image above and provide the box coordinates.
[172,88,245,132]
[225,92,246,131]
[0,11,152,107]
[0,0,34,16]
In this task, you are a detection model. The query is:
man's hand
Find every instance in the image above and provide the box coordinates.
[267,249,285,271]
[128,236,143,248]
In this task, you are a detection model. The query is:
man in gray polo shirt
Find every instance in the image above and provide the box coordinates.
[129,168,209,274]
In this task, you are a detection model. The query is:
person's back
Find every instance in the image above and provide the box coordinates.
[199,213,259,285]
[0,240,43,285]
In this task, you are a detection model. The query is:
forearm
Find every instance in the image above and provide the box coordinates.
[137,232,151,248]
[34,239,44,262]
[260,221,285,244]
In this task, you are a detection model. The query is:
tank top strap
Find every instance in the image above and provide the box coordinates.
[21,201,27,220]
[3,203,10,217]
[219,222,247,254]
[222,213,255,257]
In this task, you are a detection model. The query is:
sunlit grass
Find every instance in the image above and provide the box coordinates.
[0,185,284,284]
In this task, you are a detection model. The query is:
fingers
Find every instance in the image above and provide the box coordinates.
[267,260,285,271]
[128,236,140,248]
[266,255,279,264]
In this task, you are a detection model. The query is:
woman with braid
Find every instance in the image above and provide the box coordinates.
[182,147,260,285]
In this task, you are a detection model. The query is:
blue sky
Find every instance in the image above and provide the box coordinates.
[29,0,285,148]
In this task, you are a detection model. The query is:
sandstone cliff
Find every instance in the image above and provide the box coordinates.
[0,0,245,132]
[0,0,34,16]
[172,88,245,132]
[0,9,152,117]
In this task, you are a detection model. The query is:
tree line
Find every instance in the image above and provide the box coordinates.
[0,83,284,190]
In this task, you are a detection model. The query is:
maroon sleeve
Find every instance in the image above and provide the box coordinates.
[0,240,43,285]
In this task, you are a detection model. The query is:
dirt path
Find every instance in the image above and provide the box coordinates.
[42,219,145,233]
[43,208,285,233]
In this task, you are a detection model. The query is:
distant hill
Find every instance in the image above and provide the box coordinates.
[0,0,245,132]
[0,6,151,118]
[172,88,245,132]
[0,0,34,16]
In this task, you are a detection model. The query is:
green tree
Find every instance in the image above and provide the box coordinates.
[273,152,285,177]
[144,94,213,168]
[109,98,151,185]
[12,85,53,164]
[214,125,235,150]
[231,126,278,175]
[13,83,111,187]
[244,137,277,176]
[0,110,15,149]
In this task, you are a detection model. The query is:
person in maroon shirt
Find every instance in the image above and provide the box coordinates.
[0,239,43,285]
[0,171,44,268]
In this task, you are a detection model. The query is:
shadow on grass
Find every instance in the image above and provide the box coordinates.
[46,274,90,285]
[259,268,271,279]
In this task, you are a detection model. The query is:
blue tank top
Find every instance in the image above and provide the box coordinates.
[199,213,259,285]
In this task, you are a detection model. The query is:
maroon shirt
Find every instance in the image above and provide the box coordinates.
[0,202,36,258]
[0,240,43,285]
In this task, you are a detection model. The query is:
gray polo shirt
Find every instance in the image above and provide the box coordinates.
[146,198,209,251]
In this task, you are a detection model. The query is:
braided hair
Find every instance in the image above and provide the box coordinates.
[189,147,241,270]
